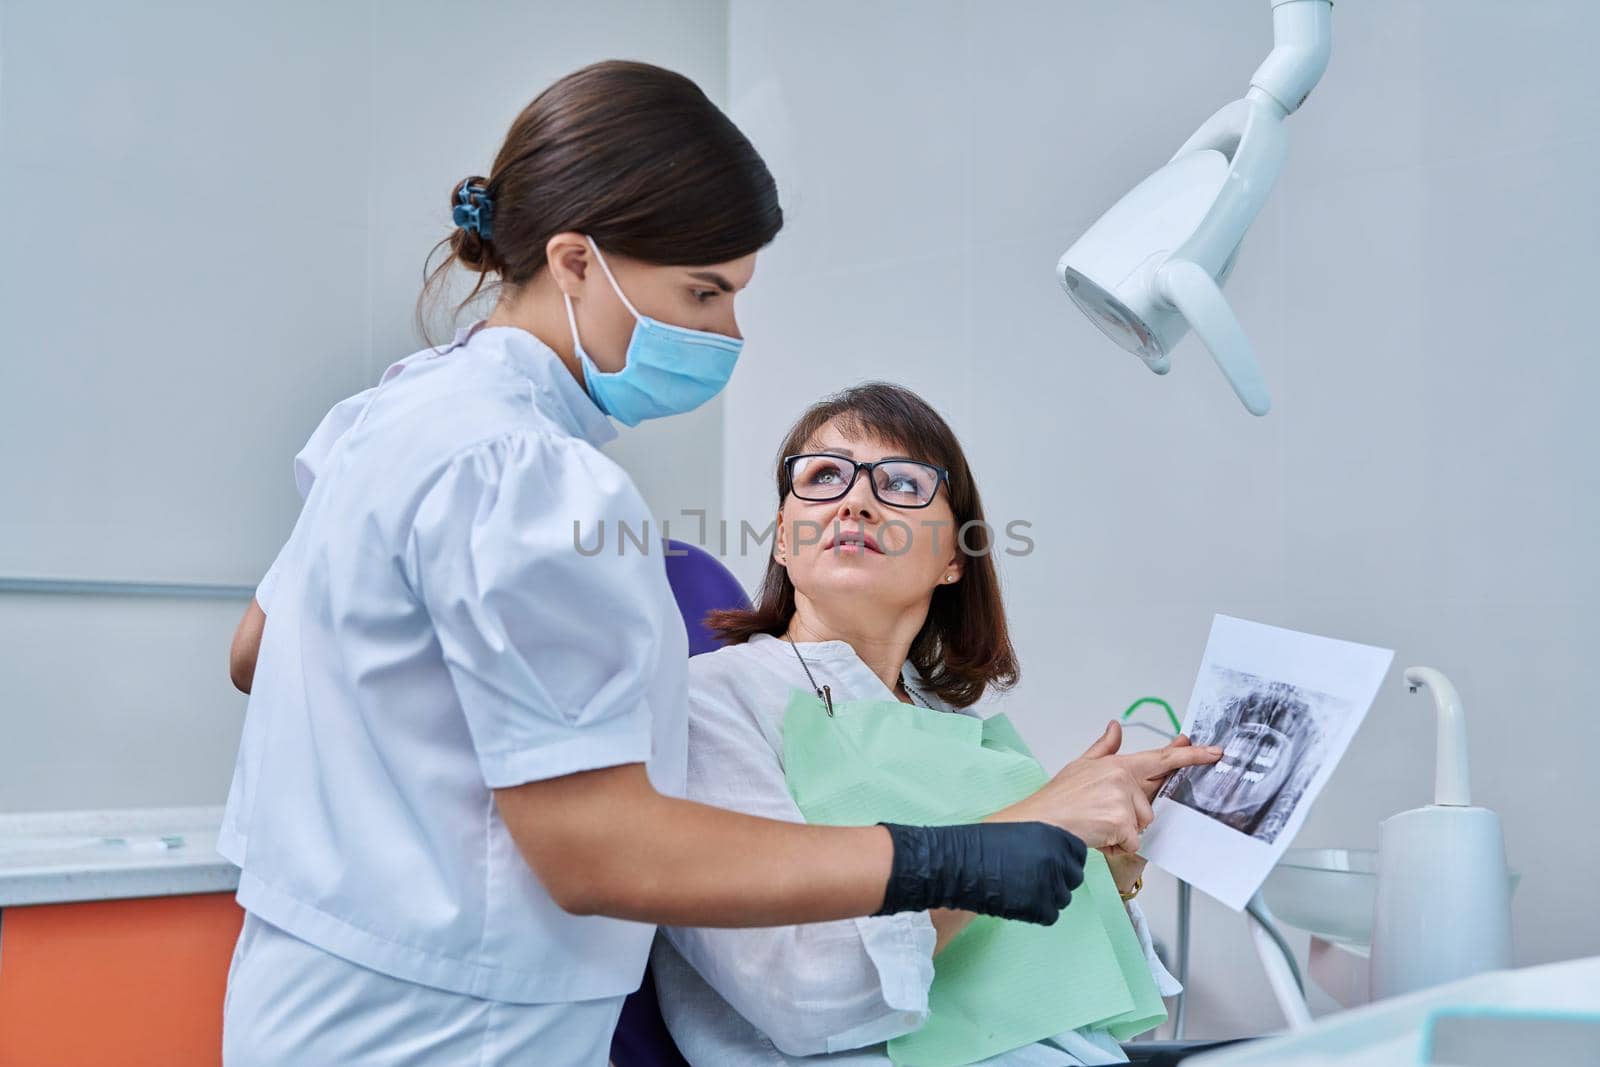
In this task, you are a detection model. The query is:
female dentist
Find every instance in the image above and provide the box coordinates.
[220,60,1218,1065]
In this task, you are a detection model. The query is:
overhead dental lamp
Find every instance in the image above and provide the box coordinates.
[1056,0,1332,416]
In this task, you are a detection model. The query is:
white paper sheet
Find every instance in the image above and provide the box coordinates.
[1139,614,1395,911]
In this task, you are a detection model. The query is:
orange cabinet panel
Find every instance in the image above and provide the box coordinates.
[0,894,243,1067]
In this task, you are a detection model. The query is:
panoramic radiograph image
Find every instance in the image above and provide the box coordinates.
[1159,666,1348,842]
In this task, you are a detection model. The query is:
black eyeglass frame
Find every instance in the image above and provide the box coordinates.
[781,452,951,510]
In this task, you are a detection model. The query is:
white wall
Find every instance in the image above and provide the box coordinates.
[723,0,1600,1039]
[0,0,729,810]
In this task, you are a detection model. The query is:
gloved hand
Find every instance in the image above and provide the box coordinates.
[872,821,1088,925]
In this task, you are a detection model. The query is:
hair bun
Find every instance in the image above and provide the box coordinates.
[451,227,497,273]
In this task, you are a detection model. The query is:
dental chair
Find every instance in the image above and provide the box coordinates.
[609,539,1244,1067]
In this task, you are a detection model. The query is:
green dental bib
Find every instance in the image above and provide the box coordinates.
[781,688,1166,1067]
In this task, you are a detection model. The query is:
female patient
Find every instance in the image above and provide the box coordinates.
[652,382,1193,1066]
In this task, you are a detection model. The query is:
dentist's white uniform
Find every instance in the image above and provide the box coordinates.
[220,323,688,1064]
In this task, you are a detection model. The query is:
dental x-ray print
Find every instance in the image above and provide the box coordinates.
[1139,615,1394,910]
[1158,668,1345,843]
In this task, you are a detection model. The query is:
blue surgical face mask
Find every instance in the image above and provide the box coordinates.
[563,236,744,427]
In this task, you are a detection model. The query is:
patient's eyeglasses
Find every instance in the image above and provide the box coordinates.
[783,453,949,509]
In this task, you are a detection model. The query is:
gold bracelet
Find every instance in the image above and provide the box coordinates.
[1119,876,1143,903]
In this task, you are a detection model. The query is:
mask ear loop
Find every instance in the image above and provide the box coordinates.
[564,237,641,379]
[562,289,585,359]
[584,236,643,320]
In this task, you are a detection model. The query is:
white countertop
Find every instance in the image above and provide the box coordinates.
[0,805,238,907]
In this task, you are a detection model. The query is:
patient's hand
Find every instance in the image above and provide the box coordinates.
[1141,733,1199,800]
[996,723,1222,851]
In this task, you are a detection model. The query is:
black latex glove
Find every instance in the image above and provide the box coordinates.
[872,821,1088,925]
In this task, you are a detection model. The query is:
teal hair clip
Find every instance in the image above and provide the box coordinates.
[453,181,494,240]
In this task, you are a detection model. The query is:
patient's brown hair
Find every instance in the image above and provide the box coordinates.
[707,382,1019,709]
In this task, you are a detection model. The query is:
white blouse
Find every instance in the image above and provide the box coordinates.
[653,633,1181,1066]
[220,324,688,1006]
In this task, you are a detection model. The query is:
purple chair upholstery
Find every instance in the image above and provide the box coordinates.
[660,537,753,656]
[608,539,751,1067]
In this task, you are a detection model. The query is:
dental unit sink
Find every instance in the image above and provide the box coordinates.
[1264,848,1522,951]
[1262,847,1381,946]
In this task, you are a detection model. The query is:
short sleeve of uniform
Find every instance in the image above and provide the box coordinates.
[292,385,378,499]
[407,431,666,789]
[256,386,379,613]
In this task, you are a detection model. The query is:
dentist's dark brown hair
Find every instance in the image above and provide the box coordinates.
[418,60,782,338]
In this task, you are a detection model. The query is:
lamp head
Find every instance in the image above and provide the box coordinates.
[1056,0,1331,418]
[1058,149,1233,375]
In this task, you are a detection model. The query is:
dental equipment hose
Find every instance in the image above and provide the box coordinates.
[873,822,1088,925]
[1122,696,1182,735]
[1245,895,1306,995]
[1167,884,1305,1039]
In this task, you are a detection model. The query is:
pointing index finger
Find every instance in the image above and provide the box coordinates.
[1122,743,1224,779]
